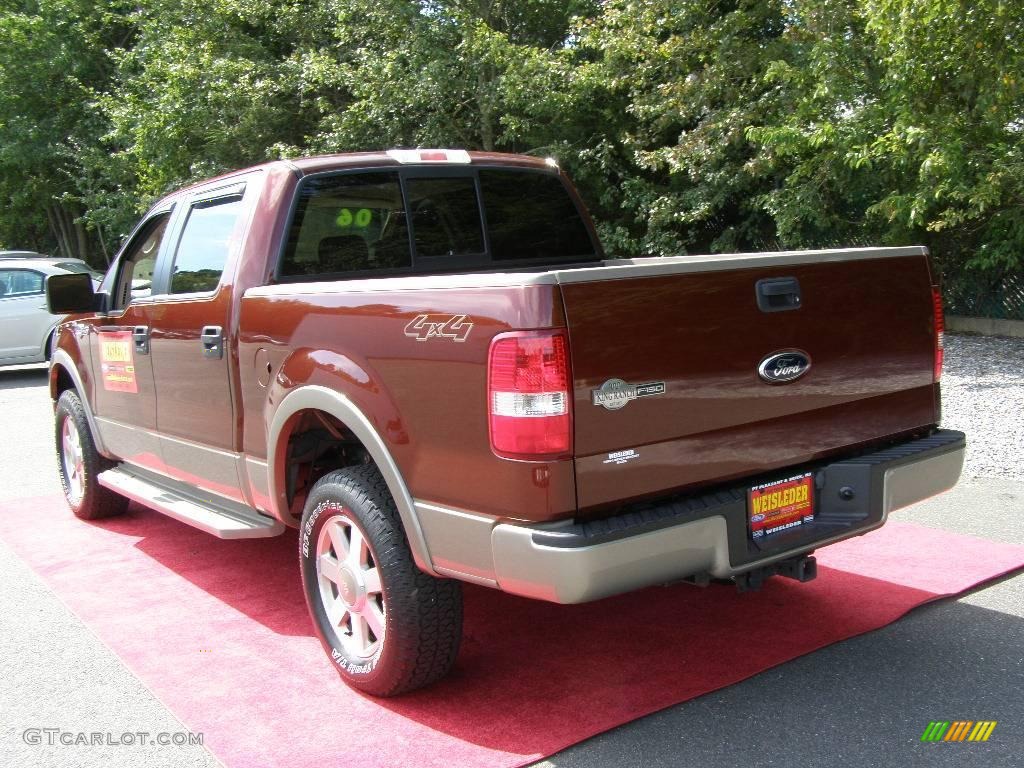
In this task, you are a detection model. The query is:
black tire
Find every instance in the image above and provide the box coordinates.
[54,390,128,520]
[299,465,462,696]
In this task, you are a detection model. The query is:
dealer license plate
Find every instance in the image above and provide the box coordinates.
[748,472,815,539]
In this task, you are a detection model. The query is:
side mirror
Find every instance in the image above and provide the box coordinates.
[46,272,98,314]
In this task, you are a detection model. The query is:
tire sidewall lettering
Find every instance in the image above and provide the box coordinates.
[301,499,343,559]
[331,646,376,675]
[301,497,381,676]
[56,405,83,510]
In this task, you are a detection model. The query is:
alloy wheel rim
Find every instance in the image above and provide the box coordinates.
[61,417,85,504]
[316,512,385,660]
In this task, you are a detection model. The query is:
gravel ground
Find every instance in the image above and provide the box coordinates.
[941,333,1024,480]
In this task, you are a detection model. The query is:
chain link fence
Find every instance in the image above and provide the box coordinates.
[942,269,1024,321]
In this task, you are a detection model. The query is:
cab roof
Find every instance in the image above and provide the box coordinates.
[159,150,558,204]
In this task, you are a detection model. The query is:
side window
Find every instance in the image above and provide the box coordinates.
[170,196,246,294]
[117,213,171,307]
[0,269,43,297]
[280,171,412,277]
[479,170,596,262]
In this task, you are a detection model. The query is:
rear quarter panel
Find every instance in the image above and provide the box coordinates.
[237,281,576,523]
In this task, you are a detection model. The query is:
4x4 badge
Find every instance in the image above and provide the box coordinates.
[404,314,473,342]
[592,378,666,410]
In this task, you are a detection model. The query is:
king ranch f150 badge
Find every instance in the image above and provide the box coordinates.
[591,378,666,410]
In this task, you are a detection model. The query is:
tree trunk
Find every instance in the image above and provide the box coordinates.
[44,205,63,255]
[478,66,496,152]
[47,204,73,258]
[44,203,91,262]
[74,215,90,264]
[96,223,110,266]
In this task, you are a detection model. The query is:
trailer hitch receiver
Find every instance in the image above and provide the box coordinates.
[735,554,817,593]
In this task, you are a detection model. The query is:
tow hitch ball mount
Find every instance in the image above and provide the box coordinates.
[734,553,818,593]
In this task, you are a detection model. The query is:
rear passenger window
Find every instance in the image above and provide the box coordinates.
[281,172,411,277]
[405,176,485,258]
[479,170,594,261]
[171,196,246,294]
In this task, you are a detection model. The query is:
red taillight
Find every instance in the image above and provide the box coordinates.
[487,330,572,460]
[932,286,944,382]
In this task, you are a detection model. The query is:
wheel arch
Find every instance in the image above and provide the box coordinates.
[49,348,108,456]
[268,385,436,575]
[43,322,60,361]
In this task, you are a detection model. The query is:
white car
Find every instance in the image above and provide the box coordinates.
[0,257,103,365]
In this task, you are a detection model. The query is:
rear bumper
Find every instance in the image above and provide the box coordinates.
[488,430,965,603]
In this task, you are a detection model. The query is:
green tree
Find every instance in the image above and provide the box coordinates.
[0,0,132,262]
[1,0,1020,317]
[750,0,1024,279]
[294,1,598,154]
[527,0,795,257]
[89,0,323,235]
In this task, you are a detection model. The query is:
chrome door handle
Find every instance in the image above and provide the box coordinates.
[133,325,150,355]
[200,326,223,359]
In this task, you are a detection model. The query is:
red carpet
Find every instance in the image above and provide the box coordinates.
[1,495,1022,767]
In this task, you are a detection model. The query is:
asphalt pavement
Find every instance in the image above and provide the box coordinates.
[0,359,1021,768]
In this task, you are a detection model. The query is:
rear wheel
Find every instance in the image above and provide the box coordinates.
[54,390,128,520]
[299,465,462,696]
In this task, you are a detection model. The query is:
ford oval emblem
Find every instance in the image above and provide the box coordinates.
[758,350,811,384]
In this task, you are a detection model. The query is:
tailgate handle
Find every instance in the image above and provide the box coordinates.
[756,277,802,312]
[201,325,224,359]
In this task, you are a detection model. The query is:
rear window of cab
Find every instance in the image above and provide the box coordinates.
[278,168,598,279]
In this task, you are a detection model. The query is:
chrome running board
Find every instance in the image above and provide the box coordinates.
[98,466,284,539]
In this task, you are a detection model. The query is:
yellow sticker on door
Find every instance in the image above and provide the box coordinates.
[100,331,138,393]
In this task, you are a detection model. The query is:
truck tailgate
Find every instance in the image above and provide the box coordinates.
[558,248,939,511]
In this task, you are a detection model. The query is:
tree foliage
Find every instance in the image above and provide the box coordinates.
[0,0,1020,301]
[0,0,133,261]
[750,0,1024,277]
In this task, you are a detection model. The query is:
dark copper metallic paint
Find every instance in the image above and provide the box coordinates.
[238,285,576,523]
[562,256,939,511]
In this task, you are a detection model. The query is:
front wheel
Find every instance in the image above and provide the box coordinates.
[299,466,463,696]
[54,390,128,520]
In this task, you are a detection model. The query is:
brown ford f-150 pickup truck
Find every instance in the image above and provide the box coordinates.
[45,149,965,696]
